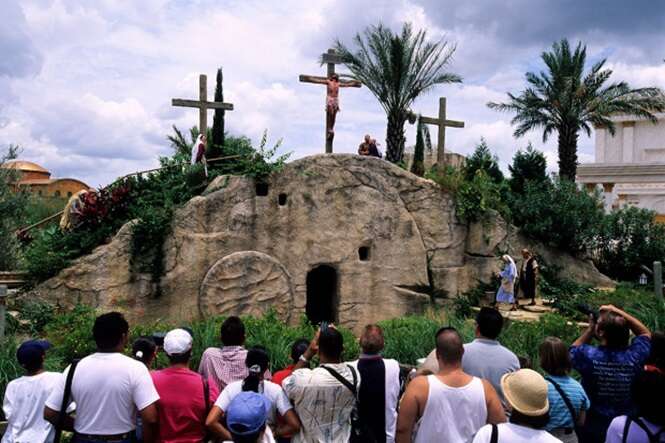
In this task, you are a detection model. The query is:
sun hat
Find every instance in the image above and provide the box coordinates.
[226,392,271,436]
[16,339,51,368]
[501,368,549,416]
[163,328,193,356]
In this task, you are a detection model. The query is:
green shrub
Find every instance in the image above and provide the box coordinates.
[508,143,548,194]
[44,304,97,362]
[455,170,509,222]
[463,138,504,184]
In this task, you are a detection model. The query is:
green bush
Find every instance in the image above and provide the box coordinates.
[595,206,665,281]
[455,170,509,222]
[463,138,504,184]
[508,143,548,194]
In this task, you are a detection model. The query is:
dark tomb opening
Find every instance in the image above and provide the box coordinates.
[306,265,338,324]
[256,182,269,196]
[358,246,371,261]
[278,193,288,206]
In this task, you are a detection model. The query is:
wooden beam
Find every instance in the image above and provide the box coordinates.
[171,99,234,110]
[321,52,345,65]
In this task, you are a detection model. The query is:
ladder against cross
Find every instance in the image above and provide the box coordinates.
[172,74,234,134]
[420,97,464,167]
[299,48,362,153]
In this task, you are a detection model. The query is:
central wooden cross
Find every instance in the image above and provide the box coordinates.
[172,74,234,134]
[420,97,464,166]
[299,49,361,153]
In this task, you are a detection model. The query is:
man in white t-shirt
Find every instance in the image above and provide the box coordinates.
[44,312,160,443]
[2,339,63,443]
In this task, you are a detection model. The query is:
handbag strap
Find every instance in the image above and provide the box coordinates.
[490,424,498,443]
[545,377,578,427]
[626,416,664,443]
[54,359,80,443]
[321,364,358,398]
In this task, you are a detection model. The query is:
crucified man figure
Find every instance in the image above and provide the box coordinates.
[325,73,341,139]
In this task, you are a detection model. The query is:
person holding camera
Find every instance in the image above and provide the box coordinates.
[282,325,360,443]
[570,305,652,443]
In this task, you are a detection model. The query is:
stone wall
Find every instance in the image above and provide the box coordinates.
[25,154,614,330]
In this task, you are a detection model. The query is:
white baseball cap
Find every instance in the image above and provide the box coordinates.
[163,328,193,355]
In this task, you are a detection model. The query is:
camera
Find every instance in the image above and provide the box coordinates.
[575,303,598,322]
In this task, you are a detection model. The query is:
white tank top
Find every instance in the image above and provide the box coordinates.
[414,375,488,443]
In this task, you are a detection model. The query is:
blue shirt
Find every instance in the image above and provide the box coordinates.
[544,375,590,431]
[570,335,651,418]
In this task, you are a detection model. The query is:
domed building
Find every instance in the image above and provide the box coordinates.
[1,160,91,198]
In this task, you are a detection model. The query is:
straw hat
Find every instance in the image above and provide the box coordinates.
[501,369,549,416]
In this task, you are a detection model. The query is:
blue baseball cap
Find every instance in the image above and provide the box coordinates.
[226,392,272,436]
[16,339,51,368]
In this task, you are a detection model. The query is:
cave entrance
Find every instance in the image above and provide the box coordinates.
[306,265,338,324]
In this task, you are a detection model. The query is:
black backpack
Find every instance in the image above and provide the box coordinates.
[622,416,665,443]
[321,364,377,443]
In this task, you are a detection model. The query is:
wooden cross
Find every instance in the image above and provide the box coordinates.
[299,49,361,153]
[420,97,464,167]
[172,74,234,134]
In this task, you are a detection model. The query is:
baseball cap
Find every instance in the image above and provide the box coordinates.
[16,339,51,368]
[226,392,271,436]
[163,328,193,355]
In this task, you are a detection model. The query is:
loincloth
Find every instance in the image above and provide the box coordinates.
[326,96,339,113]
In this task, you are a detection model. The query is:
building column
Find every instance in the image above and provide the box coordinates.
[622,122,635,163]
[602,183,615,212]
[595,127,606,163]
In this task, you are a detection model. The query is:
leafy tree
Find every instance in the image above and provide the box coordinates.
[463,138,504,183]
[455,169,509,222]
[0,145,28,270]
[210,67,226,158]
[511,179,604,254]
[509,143,548,194]
[595,206,665,281]
[333,23,462,163]
[410,117,427,176]
[488,39,665,180]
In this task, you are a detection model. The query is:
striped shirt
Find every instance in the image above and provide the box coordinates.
[198,346,250,391]
[544,375,590,431]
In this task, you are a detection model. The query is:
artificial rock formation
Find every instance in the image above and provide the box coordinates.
[27,154,614,330]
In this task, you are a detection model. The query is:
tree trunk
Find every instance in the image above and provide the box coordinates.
[557,125,579,181]
[386,110,407,164]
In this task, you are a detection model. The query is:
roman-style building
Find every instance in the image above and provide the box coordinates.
[577,113,665,221]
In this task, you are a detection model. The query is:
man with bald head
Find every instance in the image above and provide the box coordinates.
[396,327,505,443]
[349,324,400,443]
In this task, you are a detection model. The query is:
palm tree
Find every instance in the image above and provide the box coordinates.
[333,23,462,163]
[488,39,665,181]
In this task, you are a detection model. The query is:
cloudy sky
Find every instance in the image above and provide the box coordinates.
[2,0,664,187]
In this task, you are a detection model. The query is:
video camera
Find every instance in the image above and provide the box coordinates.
[575,303,598,322]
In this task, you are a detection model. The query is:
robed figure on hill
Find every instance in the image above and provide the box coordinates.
[518,249,539,306]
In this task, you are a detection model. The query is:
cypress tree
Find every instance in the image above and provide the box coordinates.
[411,117,425,177]
[210,67,225,158]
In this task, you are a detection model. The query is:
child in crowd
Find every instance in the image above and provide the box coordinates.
[206,346,300,441]
[132,337,157,443]
[540,337,590,442]
[2,340,63,443]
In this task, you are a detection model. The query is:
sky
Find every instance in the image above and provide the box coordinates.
[1,0,664,187]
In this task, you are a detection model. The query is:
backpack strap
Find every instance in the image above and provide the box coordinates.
[622,417,632,443]
[490,424,498,443]
[545,377,578,430]
[321,365,358,398]
[54,359,80,443]
[630,416,664,443]
[201,374,210,414]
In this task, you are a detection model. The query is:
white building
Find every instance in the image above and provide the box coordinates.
[576,113,665,222]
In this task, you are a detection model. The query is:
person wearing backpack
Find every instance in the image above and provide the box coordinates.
[151,328,219,443]
[604,369,665,443]
[397,327,506,443]
[540,337,590,442]
[282,325,361,443]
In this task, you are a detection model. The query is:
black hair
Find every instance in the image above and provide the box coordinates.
[646,331,665,371]
[435,327,463,364]
[476,307,503,340]
[242,346,270,393]
[290,338,310,363]
[318,328,344,361]
[632,369,665,426]
[19,350,44,374]
[221,316,246,346]
[167,350,192,365]
[230,424,266,443]
[93,312,129,350]
[132,337,156,366]
[509,410,550,429]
